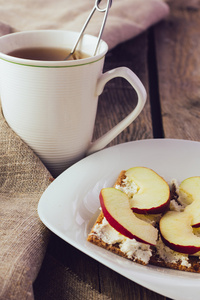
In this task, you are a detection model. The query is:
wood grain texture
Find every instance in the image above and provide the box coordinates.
[155,5,200,140]
[89,33,169,300]
[93,32,153,147]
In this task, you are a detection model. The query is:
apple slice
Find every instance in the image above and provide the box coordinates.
[159,210,200,254]
[100,187,158,245]
[185,200,200,228]
[179,177,200,227]
[125,167,170,214]
[179,176,200,206]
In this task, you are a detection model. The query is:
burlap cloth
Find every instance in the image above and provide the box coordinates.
[0,1,171,299]
[0,104,53,299]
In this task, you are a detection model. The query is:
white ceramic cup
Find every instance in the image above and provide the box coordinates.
[0,30,146,177]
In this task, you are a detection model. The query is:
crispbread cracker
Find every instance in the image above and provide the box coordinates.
[87,211,147,265]
[87,169,200,273]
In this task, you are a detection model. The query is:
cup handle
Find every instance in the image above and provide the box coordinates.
[86,67,147,155]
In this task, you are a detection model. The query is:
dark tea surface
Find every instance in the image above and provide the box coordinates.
[7,47,90,61]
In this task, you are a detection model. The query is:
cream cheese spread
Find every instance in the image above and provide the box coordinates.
[156,237,191,267]
[91,217,192,267]
[115,176,138,199]
[91,217,152,264]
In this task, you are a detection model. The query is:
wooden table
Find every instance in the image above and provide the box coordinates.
[33,3,200,300]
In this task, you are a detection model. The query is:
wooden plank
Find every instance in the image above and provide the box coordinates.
[93,32,153,147]
[155,5,200,140]
[97,33,168,300]
[34,234,101,298]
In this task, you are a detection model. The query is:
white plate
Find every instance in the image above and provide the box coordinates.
[38,139,200,300]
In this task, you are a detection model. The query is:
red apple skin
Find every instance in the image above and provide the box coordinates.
[160,233,200,255]
[192,223,200,228]
[132,198,170,214]
[99,191,153,245]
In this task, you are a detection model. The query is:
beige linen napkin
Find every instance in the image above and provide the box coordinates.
[0,0,169,49]
[0,104,53,300]
[0,1,170,299]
